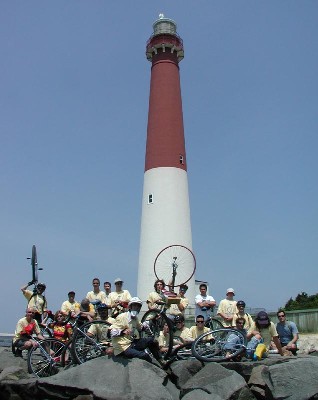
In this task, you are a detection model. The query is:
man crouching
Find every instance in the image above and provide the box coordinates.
[111,297,163,364]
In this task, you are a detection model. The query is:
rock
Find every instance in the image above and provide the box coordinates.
[0,366,30,382]
[36,356,178,400]
[169,358,203,388]
[180,362,253,400]
[262,358,318,400]
[0,348,29,374]
[248,365,267,399]
[220,357,290,382]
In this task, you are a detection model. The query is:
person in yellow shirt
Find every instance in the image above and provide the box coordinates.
[21,282,48,324]
[13,308,44,357]
[61,291,80,317]
[189,315,211,339]
[110,297,162,364]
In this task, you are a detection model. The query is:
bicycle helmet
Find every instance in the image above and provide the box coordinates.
[128,297,143,306]
[174,314,185,323]
[96,303,108,311]
[37,283,46,289]
[237,300,246,307]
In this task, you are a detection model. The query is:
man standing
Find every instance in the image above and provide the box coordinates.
[61,291,80,317]
[86,278,106,304]
[195,283,216,320]
[217,288,237,328]
[103,281,112,307]
[276,310,299,355]
[109,278,131,316]
[21,282,48,324]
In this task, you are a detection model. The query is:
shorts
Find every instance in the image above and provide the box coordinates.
[13,338,29,349]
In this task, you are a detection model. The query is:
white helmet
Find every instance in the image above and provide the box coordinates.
[128,297,143,307]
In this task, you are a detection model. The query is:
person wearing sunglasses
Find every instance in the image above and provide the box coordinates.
[189,315,211,339]
[12,308,44,357]
[276,310,299,355]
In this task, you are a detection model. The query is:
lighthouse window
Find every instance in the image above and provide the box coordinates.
[179,154,184,164]
[148,194,153,204]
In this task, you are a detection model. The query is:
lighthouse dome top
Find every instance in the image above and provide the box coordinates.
[152,14,177,36]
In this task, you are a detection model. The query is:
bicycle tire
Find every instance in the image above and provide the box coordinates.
[205,317,224,331]
[71,320,111,364]
[27,338,66,377]
[191,328,246,362]
[141,310,174,360]
[154,245,196,288]
[31,245,38,283]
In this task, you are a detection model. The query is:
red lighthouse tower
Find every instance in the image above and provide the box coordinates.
[137,15,195,308]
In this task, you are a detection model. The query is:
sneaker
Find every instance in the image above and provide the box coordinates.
[14,349,23,358]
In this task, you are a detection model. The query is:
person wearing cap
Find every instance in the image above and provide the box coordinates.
[110,297,162,364]
[195,283,216,320]
[109,278,132,314]
[217,288,237,328]
[232,300,254,330]
[61,291,81,317]
[87,303,115,352]
[247,311,284,357]
[86,278,107,305]
[173,314,193,345]
[167,284,189,318]
[20,282,48,324]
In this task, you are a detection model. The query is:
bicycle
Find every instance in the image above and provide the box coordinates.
[191,328,247,362]
[205,316,224,331]
[27,337,68,377]
[141,303,174,360]
[70,318,112,364]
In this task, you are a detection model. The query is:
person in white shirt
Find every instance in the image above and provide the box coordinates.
[195,283,216,319]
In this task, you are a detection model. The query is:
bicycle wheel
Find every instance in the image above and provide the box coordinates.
[31,244,38,283]
[71,320,111,364]
[205,317,224,331]
[141,310,174,360]
[191,329,246,362]
[27,338,66,377]
[154,245,196,288]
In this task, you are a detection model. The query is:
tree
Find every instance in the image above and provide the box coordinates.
[284,292,318,310]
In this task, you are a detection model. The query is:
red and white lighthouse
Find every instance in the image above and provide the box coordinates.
[137,15,195,309]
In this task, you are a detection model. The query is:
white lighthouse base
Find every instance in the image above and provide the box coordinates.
[137,167,195,310]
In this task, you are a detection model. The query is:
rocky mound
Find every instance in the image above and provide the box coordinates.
[1,347,318,399]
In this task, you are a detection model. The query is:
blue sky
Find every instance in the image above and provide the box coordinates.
[1,1,317,332]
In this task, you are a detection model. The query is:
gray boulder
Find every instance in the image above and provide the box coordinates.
[169,358,203,388]
[180,362,256,400]
[36,356,178,400]
[262,358,318,400]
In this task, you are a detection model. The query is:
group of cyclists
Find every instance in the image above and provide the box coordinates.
[13,277,299,364]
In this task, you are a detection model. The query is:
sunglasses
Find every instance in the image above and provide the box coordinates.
[278,315,285,318]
